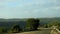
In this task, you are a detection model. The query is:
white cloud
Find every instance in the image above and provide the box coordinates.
[0,0,60,18]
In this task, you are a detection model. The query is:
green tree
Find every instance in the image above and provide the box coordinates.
[11,25,22,33]
[26,18,40,31]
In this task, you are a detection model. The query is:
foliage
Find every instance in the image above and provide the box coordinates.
[43,24,49,28]
[10,24,22,33]
[0,27,8,33]
[43,20,60,28]
[25,18,40,31]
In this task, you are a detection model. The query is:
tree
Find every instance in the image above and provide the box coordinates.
[11,25,22,33]
[26,18,40,31]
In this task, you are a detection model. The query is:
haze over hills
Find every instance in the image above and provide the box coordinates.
[0,17,60,29]
[0,17,60,24]
[0,17,60,22]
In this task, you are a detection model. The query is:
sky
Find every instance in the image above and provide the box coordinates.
[0,0,60,18]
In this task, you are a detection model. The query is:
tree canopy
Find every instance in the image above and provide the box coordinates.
[26,18,40,31]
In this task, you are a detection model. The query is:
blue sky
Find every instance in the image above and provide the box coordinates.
[0,0,60,18]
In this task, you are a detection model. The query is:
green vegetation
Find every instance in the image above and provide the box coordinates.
[4,18,40,33]
[0,27,8,33]
[25,18,40,31]
[44,20,60,30]
[0,18,60,33]
[10,25,22,33]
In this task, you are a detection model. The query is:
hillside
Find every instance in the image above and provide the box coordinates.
[0,17,60,29]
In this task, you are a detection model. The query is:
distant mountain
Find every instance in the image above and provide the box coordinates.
[39,17,60,25]
[0,17,60,29]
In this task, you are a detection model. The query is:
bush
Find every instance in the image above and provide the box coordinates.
[0,27,7,33]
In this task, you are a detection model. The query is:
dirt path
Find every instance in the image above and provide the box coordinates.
[12,29,52,34]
